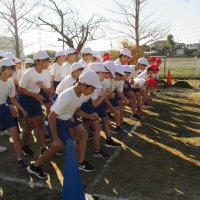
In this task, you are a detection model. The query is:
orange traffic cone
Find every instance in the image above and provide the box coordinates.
[167,69,171,86]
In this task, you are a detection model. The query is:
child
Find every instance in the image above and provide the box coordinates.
[23,58,34,73]
[123,65,140,119]
[109,64,128,134]
[55,62,84,97]
[27,70,102,179]
[114,48,132,65]
[90,62,121,148]
[61,48,77,79]
[148,56,156,65]
[78,47,93,68]
[18,50,51,156]
[0,58,27,168]
[50,50,66,91]
[92,51,102,62]
[129,58,149,115]
[12,58,22,90]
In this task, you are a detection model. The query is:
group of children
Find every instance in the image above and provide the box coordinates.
[0,48,162,188]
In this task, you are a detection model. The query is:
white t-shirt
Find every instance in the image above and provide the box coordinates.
[110,79,124,93]
[19,67,51,93]
[51,87,85,120]
[12,69,22,83]
[91,80,104,101]
[114,58,122,65]
[55,75,76,95]
[136,70,150,80]
[0,78,16,105]
[60,61,72,79]
[50,62,63,81]
[130,65,141,79]
[102,78,111,93]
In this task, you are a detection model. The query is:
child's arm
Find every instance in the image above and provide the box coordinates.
[92,88,111,108]
[10,97,28,118]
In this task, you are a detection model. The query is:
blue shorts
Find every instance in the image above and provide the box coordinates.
[49,118,72,144]
[0,104,15,130]
[53,81,60,91]
[124,81,132,97]
[18,94,42,118]
[94,103,107,118]
[132,88,140,93]
[109,97,119,107]
[39,88,50,104]
[52,93,58,103]
[80,99,96,122]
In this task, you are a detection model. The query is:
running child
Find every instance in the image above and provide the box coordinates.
[27,70,102,179]
[0,58,27,168]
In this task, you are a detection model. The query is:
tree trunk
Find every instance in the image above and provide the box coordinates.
[13,0,20,57]
[135,0,140,51]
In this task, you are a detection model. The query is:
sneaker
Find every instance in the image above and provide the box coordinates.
[104,138,121,148]
[142,105,150,110]
[56,150,64,156]
[78,160,96,172]
[116,127,127,135]
[27,164,47,179]
[0,130,9,136]
[22,145,34,156]
[93,150,110,159]
[16,159,27,170]
[131,114,141,120]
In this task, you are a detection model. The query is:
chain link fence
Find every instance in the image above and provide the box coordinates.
[157,57,200,79]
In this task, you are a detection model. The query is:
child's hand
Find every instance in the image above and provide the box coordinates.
[90,112,99,120]
[103,88,111,98]
[35,93,44,102]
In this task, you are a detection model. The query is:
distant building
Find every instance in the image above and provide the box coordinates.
[0,36,25,58]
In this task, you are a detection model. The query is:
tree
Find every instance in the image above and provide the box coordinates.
[112,0,169,51]
[167,34,175,52]
[37,0,106,53]
[0,0,39,57]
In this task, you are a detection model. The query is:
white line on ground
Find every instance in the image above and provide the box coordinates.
[90,122,142,187]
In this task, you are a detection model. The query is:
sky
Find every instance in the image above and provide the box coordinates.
[12,0,200,54]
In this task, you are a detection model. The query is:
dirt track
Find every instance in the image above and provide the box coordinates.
[0,88,200,200]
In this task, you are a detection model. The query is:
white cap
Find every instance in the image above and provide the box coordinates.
[115,64,125,75]
[82,47,93,55]
[123,65,132,73]
[120,48,132,58]
[0,58,15,72]
[33,50,49,60]
[138,58,149,66]
[15,58,22,64]
[93,51,102,60]
[0,50,5,58]
[79,70,102,89]
[55,50,66,57]
[66,47,76,56]
[133,77,146,88]
[5,52,15,60]
[104,61,116,78]
[25,58,34,64]
[88,62,107,73]
[71,62,84,73]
